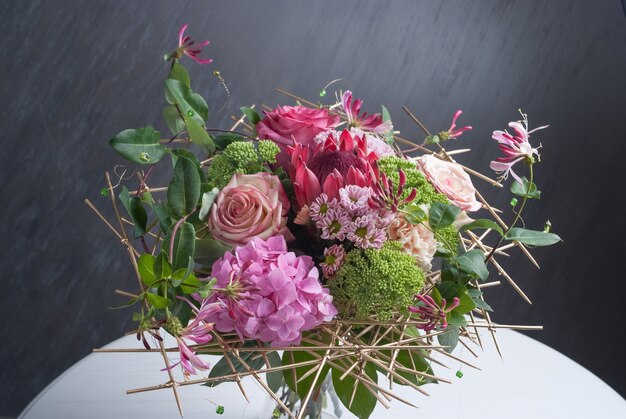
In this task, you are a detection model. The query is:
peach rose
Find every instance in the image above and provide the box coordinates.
[209,173,293,246]
[418,155,481,212]
[388,216,437,271]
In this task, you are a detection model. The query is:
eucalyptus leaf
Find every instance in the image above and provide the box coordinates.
[109,126,166,164]
[429,202,461,230]
[505,228,562,246]
[381,105,394,145]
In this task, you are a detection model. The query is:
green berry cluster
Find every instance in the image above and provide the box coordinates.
[377,156,448,206]
[206,140,280,189]
[329,241,425,321]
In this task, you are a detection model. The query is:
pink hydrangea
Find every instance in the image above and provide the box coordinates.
[206,236,337,347]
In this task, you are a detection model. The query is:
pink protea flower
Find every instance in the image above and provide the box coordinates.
[342,91,392,134]
[314,128,395,158]
[205,236,337,347]
[288,129,378,208]
[320,244,346,278]
[409,294,460,332]
[444,110,472,140]
[490,113,548,184]
[168,24,213,65]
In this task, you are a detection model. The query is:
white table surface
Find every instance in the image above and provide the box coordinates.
[19,329,626,419]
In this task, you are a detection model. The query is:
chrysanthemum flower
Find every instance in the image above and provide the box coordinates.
[320,244,346,278]
[490,112,548,184]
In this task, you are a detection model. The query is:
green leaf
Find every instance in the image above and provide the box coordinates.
[461,219,504,236]
[282,347,330,400]
[165,222,196,271]
[240,107,261,126]
[505,228,562,246]
[205,342,266,387]
[198,188,219,221]
[167,62,190,87]
[429,202,461,230]
[212,133,245,150]
[118,186,148,238]
[164,79,209,124]
[467,288,493,312]
[168,156,202,218]
[381,105,394,145]
[153,251,172,280]
[137,254,156,286]
[425,134,440,145]
[511,176,541,199]
[454,249,489,281]
[179,272,204,294]
[266,351,283,393]
[452,291,476,315]
[109,126,166,164]
[151,203,172,232]
[437,326,460,353]
[163,105,185,135]
[447,310,467,326]
[332,362,378,419]
[184,116,215,153]
[146,292,171,309]
[194,238,230,265]
[404,204,428,224]
[392,350,436,386]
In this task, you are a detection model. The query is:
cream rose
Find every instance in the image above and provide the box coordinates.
[387,216,437,271]
[418,155,481,212]
[209,173,293,246]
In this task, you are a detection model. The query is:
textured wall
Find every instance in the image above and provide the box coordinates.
[1,0,625,415]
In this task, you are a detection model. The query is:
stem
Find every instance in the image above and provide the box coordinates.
[485,164,534,262]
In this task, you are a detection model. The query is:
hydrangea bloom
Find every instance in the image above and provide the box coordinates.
[205,236,337,347]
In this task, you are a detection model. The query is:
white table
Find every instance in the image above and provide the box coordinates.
[19,329,626,419]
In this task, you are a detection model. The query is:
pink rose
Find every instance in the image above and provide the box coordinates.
[388,216,437,271]
[209,173,293,246]
[418,155,481,212]
[257,106,340,167]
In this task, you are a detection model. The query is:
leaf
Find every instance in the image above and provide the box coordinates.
[165,222,196,271]
[429,202,461,230]
[425,134,440,145]
[137,254,156,286]
[194,238,230,266]
[381,105,394,145]
[163,105,185,135]
[164,79,209,124]
[467,288,493,312]
[437,326,460,353]
[511,176,541,199]
[167,62,190,87]
[184,116,215,153]
[109,126,166,164]
[198,188,219,221]
[151,203,172,232]
[266,351,283,393]
[240,106,261,126]
[332,362,378,419]
[153,251,172,280]
[167,156,201,218]
[146,292,171,309]
[505,228,562,246]
[461,219,504,236]
[118,186,148,238]
[392,350,436,386]
[205,342,266,387]
[447,310,467,326]
[452,291,476,315]
[213,133,245,150]
[282,347,330,400]
[404,204,427,224]
[454,249,489,281]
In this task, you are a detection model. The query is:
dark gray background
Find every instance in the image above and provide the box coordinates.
[1,0,625,416]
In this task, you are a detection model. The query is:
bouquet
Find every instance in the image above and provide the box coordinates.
[89,25,561,419]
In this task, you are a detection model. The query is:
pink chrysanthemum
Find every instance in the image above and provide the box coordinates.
[318,208,351,241]
[320,244,346,278]
[205,236,337,347]
[310,194,340,224]
[346,215,386,249]
[339,185,372,213]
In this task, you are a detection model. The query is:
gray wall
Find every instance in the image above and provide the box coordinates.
[1,0,625,415]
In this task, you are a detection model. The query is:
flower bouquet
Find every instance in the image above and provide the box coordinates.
[89,25,561,419]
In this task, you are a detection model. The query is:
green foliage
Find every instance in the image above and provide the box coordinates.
[331,362,378,419]
[377,156,448,206]
[167,155,201,218]
[184,115,215,153]
[505,227,562,246]
[437,326,459,353]
[240,106,261,131]
[381,105,394,145]
[118,186,148,238]
[205,342,269,387]
[461,219,504,236]
[330,241,425,320]
[282,345,330,401]
[198,188,219,221]
[511,176,541,199]
[165,222,196,271]
[453,249,489,281]
[194,238,231,266]
[109,126,166,164]
[428,202,460,230]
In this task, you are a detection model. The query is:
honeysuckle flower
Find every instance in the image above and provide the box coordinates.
[490,113,548,184]
[442,110,472,140]
[176,298,222,345]
[342,91,392,134]
[169,24,213,65]
[409,294,460,332]
[320,244,346,278]
[175,337,211,376]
